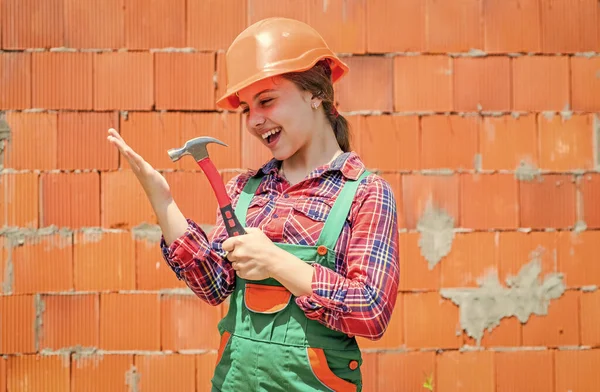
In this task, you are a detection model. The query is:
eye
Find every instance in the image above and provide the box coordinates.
[241,106,249,114]
[260,98,274,106]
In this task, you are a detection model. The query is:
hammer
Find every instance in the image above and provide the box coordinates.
[167,136,246,237]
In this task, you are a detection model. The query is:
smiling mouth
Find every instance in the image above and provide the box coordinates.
[261,127,281,144]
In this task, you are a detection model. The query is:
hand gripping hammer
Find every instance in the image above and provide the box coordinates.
[167,136,246,238]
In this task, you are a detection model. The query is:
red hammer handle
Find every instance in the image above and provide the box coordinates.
[196,157,246,237]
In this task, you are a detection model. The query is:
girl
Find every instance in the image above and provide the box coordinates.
[108,17,399,392]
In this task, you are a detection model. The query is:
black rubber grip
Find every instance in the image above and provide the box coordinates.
[220,204,246,237]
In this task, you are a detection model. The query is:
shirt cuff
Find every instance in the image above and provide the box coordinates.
[295,264,351,320]
[160,219,211,279]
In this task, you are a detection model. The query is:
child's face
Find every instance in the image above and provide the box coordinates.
[237,76,319,161]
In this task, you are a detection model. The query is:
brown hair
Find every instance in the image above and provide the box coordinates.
[282,60,351,152]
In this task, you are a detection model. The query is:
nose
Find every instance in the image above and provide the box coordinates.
[247,109,266,130]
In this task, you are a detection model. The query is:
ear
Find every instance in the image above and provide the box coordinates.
[309,94,323,110]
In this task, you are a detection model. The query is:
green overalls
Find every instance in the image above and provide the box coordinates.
[211,169,370,391]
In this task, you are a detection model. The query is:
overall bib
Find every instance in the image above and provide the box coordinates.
[211,170,370,391]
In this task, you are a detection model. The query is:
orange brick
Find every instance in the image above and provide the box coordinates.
[136,355,196,391]
[0,172,39,228]
[155,53,215,110]
[7,355,70,391]
[420,115,479,170]
[40,172,101,228]
[580,173,600,229]
[394,55,453,112]
[538,113,595,171]
[93,52,154,110]
[187,0,247,51]
[197,353,218,391]
[0,356,5,391]
[247,0,309,24]
[581,291,600,346]
[497,231,558,286]
[402,174,459,229]
[72,354,133,392]
[558,231,600,288]
[0,295,36,354]
[1,0,64,49]
[64,0,124,48]
[32,52,93,110]
[358,352,378,392]
[74,231,136,291]
[555,349,600,390]
[100,170,157,229]
[124,0,185,49]
[163,172,219,226]
[360,115,419,171]
[4,111,57,170]
[495,350,554,392]
[512,56,570,111]
[398,232,440,290]
[215,52,228,108]
[40,294,99,350]
[12,232,74,294]
[522,290,580,347]
[0,52,31,109]
[483,0,542,53]
[357,293,403,350]
[57,111,119,170]
[453,57,511,111]
[480,115,538,171]
[378,351,435,392]
[378,173,405,228]
[404,292,461,349]
[119,112,181,170]
[519,174,577,229]
[100,293,160,350]
[437,351,494,392]
[308,0,366,54]
[241,122,273,170]
[365,0,425,53]
[335,57,393,112]
[540,0,598,53]
[441,232,498,288]
[344,114,364,155]
[179,113,242,171]
[463,316,522,348]
[571,57,600,111]
[460,174,519,229]
[161,295,223,351]
[425,0,483,53]
[136,236,187,290]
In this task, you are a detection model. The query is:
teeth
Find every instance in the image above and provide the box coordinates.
[261,127,281,140]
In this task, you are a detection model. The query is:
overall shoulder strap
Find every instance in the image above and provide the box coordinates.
[317,170,371,247]
[234,172,264,227]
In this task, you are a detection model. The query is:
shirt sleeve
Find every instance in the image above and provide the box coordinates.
[294,175,400,340]
[160,172,251,306]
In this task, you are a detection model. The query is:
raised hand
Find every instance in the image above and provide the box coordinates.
[106,128,172,205]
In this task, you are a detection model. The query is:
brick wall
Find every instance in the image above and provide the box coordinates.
[1,0,599,391]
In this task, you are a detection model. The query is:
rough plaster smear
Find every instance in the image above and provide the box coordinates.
[515,160,541,182]
[440,256,565,346]
[126,365,140,392]
[417,202,455,270]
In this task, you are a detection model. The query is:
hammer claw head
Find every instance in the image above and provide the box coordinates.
[167,136,228,162]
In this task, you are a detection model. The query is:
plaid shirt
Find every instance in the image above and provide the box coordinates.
[160,152,400,340]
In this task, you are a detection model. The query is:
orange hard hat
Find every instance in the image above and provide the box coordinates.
[215,17,349,110]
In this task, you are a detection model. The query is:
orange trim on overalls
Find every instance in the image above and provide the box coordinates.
[307,347,357,392]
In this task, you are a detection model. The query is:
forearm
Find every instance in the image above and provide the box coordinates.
[268,247,314,297]
[151,196,188,246]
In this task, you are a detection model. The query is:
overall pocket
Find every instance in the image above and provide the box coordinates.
[244,283,292,314]
[306,347,359,392]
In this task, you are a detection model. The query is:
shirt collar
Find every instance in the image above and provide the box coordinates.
[257,151,366,180]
